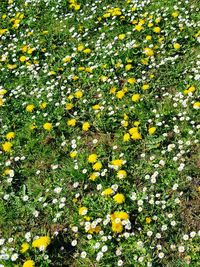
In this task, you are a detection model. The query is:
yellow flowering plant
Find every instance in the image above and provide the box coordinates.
[0,0,199,266]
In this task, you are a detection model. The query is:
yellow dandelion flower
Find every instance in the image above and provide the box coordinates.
[115,62,122,68]
[70,151,77,158]
[49,70,56,75]
[85,67,92,73]
[100,75,108,82]
[141,58,149,65]
[172,11,179,18]
[139,19,145,25]
[78,66,85,71]
[63,56,72,63]
[113,193,125,204]
[155,17,161,23]
[184,86,195,95]
[32,236,50,249]
[110,87,117,94]
[0,98,3,106]
[116,90,125,99]
[72,75,79,81]
[153,26,161,33]
[134,121,140,127]
[124,114,128,120]
[74,90,83,98]
[114,211,129,220]
[103,13,110,18]
[132,94,140,102]
[89,172,99,181]
[20,243,30,253]
[129,127,139,134]
[127,77,136,84]
[125,64,132,71]
[66,103,73,110]
[122,86,128,93]
[27,48,34,54]
[79,206,88,215]
[84,216,91,221]
[0,29,8,36]
[146,35,152,41]
[43,123,52,131]
[148,127,156,135]
[77,44,84,51]
[146,217,151,224]
[148,22,154,27]
[112,222,123,233]
[111,159,123,168]
[67,118,76,126]
[4,169,12,175]
[74,4,81,10]
[135,24,143,31]
[142,84,150,90]
[88,154,97,163]
[40,102,47,109]
[144,47,154,57]
[118,34,125,40]
[82,122,90,131]
[23,260,35,267]
[29,124,37,131]
[121,120,128,127]
[92,104,101,110]
[131,131,142,140]
[117,170,127,179]
[2,142,12,152]
[83,48,91,54]
[173,43,181,49]
[193,102,200,109]
[6,132,15,140]
[102,188,114,196]
[123,133,130,142]
[26,104,35,112]
[67,94,74,100]
[20,56,27,62]
[93,161,102,171]
[0,89,7,95]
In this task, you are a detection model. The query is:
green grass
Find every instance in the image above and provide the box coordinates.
[0,0,200,266]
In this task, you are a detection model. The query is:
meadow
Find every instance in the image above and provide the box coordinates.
[0,0,200,266]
